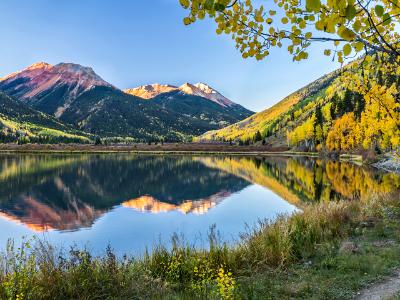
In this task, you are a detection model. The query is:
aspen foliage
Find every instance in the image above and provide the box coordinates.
[179,0,400,62]
[287,113,315,146]
[180,0,400,152]
[339,56,400,150]
[288,58,400,151]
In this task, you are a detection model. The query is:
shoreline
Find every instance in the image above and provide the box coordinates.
[1,144,398,175]
[0,143,320,157]
[0,150,321,157]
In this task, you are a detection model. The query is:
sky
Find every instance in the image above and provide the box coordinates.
[0,0,340,112]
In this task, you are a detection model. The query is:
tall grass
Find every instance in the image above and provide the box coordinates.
[0,193,398,299]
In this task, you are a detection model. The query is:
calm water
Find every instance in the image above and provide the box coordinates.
[0,154,398,255]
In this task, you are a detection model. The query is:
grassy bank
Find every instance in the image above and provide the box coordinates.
[0,193,399,299]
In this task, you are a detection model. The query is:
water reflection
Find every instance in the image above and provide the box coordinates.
[0,154,398,254]
[0,155,250,231]
[198,156,400,203]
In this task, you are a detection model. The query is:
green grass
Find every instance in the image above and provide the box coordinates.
[0,193,399,299]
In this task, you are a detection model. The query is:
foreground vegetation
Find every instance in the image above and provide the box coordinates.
[0,193,399,299]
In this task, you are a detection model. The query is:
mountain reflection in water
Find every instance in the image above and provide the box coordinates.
[0,154,398,244]
[0,155,250,232]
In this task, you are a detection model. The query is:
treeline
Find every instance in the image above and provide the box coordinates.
[0,131,90,145]
[279,64,400,153]
[215,60,399,154]
[286,89,367,151]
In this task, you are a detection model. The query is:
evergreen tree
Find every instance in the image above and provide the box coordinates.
[343,89,354,113]
[315,105,324,126]
[353,92,365,120]
[253,130,263,143]
[95,136,102,145]
[313,105,324,145]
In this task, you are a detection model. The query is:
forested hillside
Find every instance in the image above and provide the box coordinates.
[198,69,339,144]
[199,61,400,154]
[0,92,90,144]
[284,62,399,153]
[60,86,249,142]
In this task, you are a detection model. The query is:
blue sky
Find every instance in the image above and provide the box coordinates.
[0,0,340,112]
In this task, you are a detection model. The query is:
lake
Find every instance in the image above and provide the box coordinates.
[0,153,398,256]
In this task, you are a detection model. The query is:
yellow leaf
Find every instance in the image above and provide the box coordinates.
[354,42,364,52]
[338,27,356,41]
[306,0,321,12]
[343,43,352,56]
[179,0,190,9]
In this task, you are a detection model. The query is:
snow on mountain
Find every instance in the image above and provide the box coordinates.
[193,83,236,107]
[125,82,236,108]
[124,84,178,99]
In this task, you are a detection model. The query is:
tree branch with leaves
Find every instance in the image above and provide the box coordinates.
[179,0,400,63]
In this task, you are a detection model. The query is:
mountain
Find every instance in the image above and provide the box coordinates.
[0,62,253,142]
[59,86,233,141]
[151,90,253,127]
[198,69,340,145]
[0,91,90,143]
[124,82,244,108]
[0,62,112,118]
[178,82,237,107]
[124,84,177,99]
[124,82,253,128]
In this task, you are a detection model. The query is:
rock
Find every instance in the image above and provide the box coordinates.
[339,241,360,254]
[372,153,400,174]
[360,219,376,228]
[372,240,396,248]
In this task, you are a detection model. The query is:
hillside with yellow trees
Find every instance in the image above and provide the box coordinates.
[183,0,400,155]
[199,60,400,154]
[198,69,338,144]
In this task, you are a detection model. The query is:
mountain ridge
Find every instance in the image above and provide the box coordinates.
[0,62,113,118]
[124,82,239,108]
[0,62,254,142]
